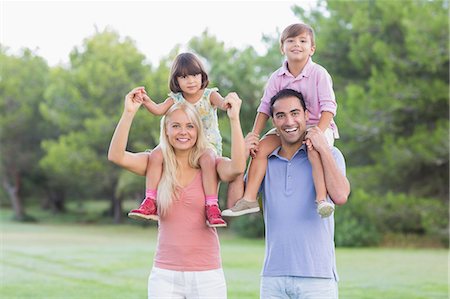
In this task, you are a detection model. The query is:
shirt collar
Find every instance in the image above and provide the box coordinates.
[277,57,314,78]
[268,144,307,161]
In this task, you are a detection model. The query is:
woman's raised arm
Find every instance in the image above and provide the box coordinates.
[216,93,246,182]
[108,87,149,176]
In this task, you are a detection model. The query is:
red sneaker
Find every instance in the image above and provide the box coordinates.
[128,197,159,221]
[205,204,227,228]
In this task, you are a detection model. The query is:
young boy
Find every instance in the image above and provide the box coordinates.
[222,23,339,218]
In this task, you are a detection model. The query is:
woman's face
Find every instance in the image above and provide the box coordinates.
[165,109,198,152]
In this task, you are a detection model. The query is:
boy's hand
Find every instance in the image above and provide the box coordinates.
[245,132,260,159]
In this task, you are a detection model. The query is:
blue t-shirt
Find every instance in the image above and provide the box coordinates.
[260,144,346,281]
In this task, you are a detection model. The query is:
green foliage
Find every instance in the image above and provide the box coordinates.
[189,31,269,133]
[229,212,265,239]
[38,29,152,206]
[335,188,449,247]
[335,189,382,247]
[296,0,450,201]
[0,46,50,219]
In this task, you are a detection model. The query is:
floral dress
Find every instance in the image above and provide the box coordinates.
[169,88,222,156]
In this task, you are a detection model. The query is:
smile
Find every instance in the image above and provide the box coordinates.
[284,127,298,133]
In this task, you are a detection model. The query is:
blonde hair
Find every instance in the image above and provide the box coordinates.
[157,102,211,215]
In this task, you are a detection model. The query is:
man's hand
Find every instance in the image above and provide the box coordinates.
[245,132,260,159]
[304,126,328,154]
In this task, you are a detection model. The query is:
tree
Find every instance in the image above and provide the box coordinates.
[0,46,49,220]
[39,29,152,222]
[294,0,449,200]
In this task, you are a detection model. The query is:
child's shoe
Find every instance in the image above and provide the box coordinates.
[128,197,159,221]
[317,200,334,218]
[221,198,260,217]
[205,204,227,228]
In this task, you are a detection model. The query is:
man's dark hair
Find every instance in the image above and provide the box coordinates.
[270,89,306,116]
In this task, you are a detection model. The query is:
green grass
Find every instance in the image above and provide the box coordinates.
[1,220,448,298]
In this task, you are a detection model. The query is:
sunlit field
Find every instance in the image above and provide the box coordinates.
[1,219,448,298]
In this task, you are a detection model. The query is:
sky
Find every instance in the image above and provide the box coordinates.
[1,1,313,66]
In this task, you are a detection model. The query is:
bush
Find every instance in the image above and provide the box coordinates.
[335,188,449,247]
[229,212,265,238]
[335,189,382,246]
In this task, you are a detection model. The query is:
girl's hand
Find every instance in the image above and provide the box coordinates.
[124,87,145,113]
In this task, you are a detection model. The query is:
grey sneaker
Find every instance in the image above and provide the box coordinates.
[317,201,334,218]
[221,198,260,217]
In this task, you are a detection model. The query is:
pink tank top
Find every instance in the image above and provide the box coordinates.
[153,171,221,271]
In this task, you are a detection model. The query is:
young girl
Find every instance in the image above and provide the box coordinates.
[222,23,339,218]
[128,52,230,227]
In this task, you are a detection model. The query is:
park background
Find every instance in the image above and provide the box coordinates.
[1,0,449,298]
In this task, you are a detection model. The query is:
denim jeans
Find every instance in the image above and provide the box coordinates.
[260,276,338,299]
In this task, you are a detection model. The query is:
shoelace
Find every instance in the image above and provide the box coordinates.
[141,198,157,213]
[207,206,220,218]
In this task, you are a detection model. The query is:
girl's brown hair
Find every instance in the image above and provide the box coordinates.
[168,53,209,93]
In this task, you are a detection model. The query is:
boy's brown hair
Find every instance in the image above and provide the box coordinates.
[280,23,316,48]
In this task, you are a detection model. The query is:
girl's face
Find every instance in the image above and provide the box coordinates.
[165,109,198,152]
[177,73,202,96]
[281,32,315,63]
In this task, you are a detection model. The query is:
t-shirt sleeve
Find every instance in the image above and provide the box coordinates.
[331,146,346,175]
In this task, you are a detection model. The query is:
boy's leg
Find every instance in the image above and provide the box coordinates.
[222,134,280,217]
[200,149,227,228]
[128,147,163,221]
[308,148,334,218]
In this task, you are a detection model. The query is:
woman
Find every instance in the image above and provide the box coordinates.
[108,87,246,298]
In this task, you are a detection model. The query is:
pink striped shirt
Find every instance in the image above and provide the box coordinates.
[154,171,221,271]
[258,58,339,138]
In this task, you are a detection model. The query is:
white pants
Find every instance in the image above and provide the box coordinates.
[148,267,227,299]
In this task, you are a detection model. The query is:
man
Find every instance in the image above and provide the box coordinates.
[226,89,350,298]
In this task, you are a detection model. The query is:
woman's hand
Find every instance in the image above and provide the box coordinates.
[223,92,242,120]
[124,87,145,114]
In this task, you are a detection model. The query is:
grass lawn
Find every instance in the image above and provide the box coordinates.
[1,220,448,298]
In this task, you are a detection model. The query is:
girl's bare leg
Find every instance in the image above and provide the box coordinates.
[200,149,227,227]
[128,146,163,221]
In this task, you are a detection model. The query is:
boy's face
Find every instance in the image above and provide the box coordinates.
[281,32,315,63]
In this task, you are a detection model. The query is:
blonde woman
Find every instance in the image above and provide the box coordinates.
[108,87,246,299]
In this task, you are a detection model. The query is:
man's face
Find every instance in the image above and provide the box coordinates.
[271,96,308,146]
